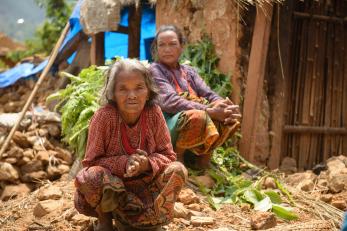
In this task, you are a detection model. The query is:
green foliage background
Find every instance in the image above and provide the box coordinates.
[180,35,232,98]
[7,0,72,62]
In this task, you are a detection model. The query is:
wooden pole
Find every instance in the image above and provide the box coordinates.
[239,3,273,163]
[268,2,293,169]
[90,32,105,66]
[128,4,142,58]
[0,22,70,158]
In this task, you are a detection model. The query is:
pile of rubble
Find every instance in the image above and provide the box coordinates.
[282,155,347,211]
[0,110,73,201]
[0,75,60,114]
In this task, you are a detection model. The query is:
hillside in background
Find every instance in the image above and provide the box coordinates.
[0,0,45,42]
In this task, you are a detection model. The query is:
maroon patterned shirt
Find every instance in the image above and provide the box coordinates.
[82,104,176,179]
[150,62,222,114]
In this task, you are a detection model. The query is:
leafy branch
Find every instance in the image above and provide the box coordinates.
[190,147,298,221]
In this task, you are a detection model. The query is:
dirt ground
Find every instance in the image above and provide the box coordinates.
[0,173,341,231]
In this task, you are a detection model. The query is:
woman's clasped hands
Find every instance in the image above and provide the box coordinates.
[124,149,150,178]
[206,98,242,125]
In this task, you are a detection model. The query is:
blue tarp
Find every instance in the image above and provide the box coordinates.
[0,0,155,88]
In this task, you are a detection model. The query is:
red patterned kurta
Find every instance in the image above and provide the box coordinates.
[74,104,187,228]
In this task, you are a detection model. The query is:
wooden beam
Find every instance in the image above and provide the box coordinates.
[111,25,129,34]
[128,5,142,58]
[293,11,347,23]
[90,32,104,66]
[54,31,88,65]
[239,4,274,163]
[268,2,294,169]
[283,126,347,135]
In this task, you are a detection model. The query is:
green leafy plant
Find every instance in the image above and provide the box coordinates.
[47,66,107,158]
[191,147,298,221]
[180,35,232,98]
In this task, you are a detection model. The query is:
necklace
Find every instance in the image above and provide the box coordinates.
[120,112,147,155]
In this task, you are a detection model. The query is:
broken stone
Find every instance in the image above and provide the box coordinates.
[250,211,277,230]
[71,214,90,227]
[7,146,24,159]
[178,188,199,205]
[32,137,54,151]
[331,200,347,210]
[0,162,19,181]
[23,149,35,159]
[21,171,47,182]
[177,218,190,226]
[317,179,328,188]
[4,157,17,164]
[262,177,277,189]
[191,216,215,226]
[194,174,215,189]
[327,157,346,176]
[189,210,204,217]
[38,128,49,137]
[37,185,63,201]
[47,165,63,180]
[57,164,70,174]
[0,183,31,201]
[28,123,39,131]
[174,202,190,219]
[17,156,31,166]
[279,157,297,174]
[42,124,61,137]
[35,151,50,165]
[210,228,236,231]
[337,155,347,166]
[54,147,73,165]
[33,199,62,218]
[187,203,201,211]
[285,171,317,187]
[296,179,314,192]
[21,160,44,174]
[241,203,251,211]
[12,131,32,148]
[328,172,347,193]
[320,194,333,203]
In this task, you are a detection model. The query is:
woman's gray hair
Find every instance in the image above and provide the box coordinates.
[99,59,159,106]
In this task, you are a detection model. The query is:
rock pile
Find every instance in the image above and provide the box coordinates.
[283,155,347,211]
[0,76,60,114]
[0,110,73,201]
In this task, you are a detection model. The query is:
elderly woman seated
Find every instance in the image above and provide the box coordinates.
[150,25,241,169]
[74,59,187,231]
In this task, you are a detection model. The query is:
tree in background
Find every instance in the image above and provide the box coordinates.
[7,0,72,62]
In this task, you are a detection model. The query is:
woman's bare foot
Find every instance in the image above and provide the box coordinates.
[95,207,113,231]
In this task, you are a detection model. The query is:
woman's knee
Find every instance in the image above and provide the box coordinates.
[166,161,188,181]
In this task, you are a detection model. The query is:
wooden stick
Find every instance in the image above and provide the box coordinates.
[0,22,70,158]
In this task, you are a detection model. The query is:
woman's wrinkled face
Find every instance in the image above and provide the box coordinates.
[157,30,183,68]
[114,71,149,119]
